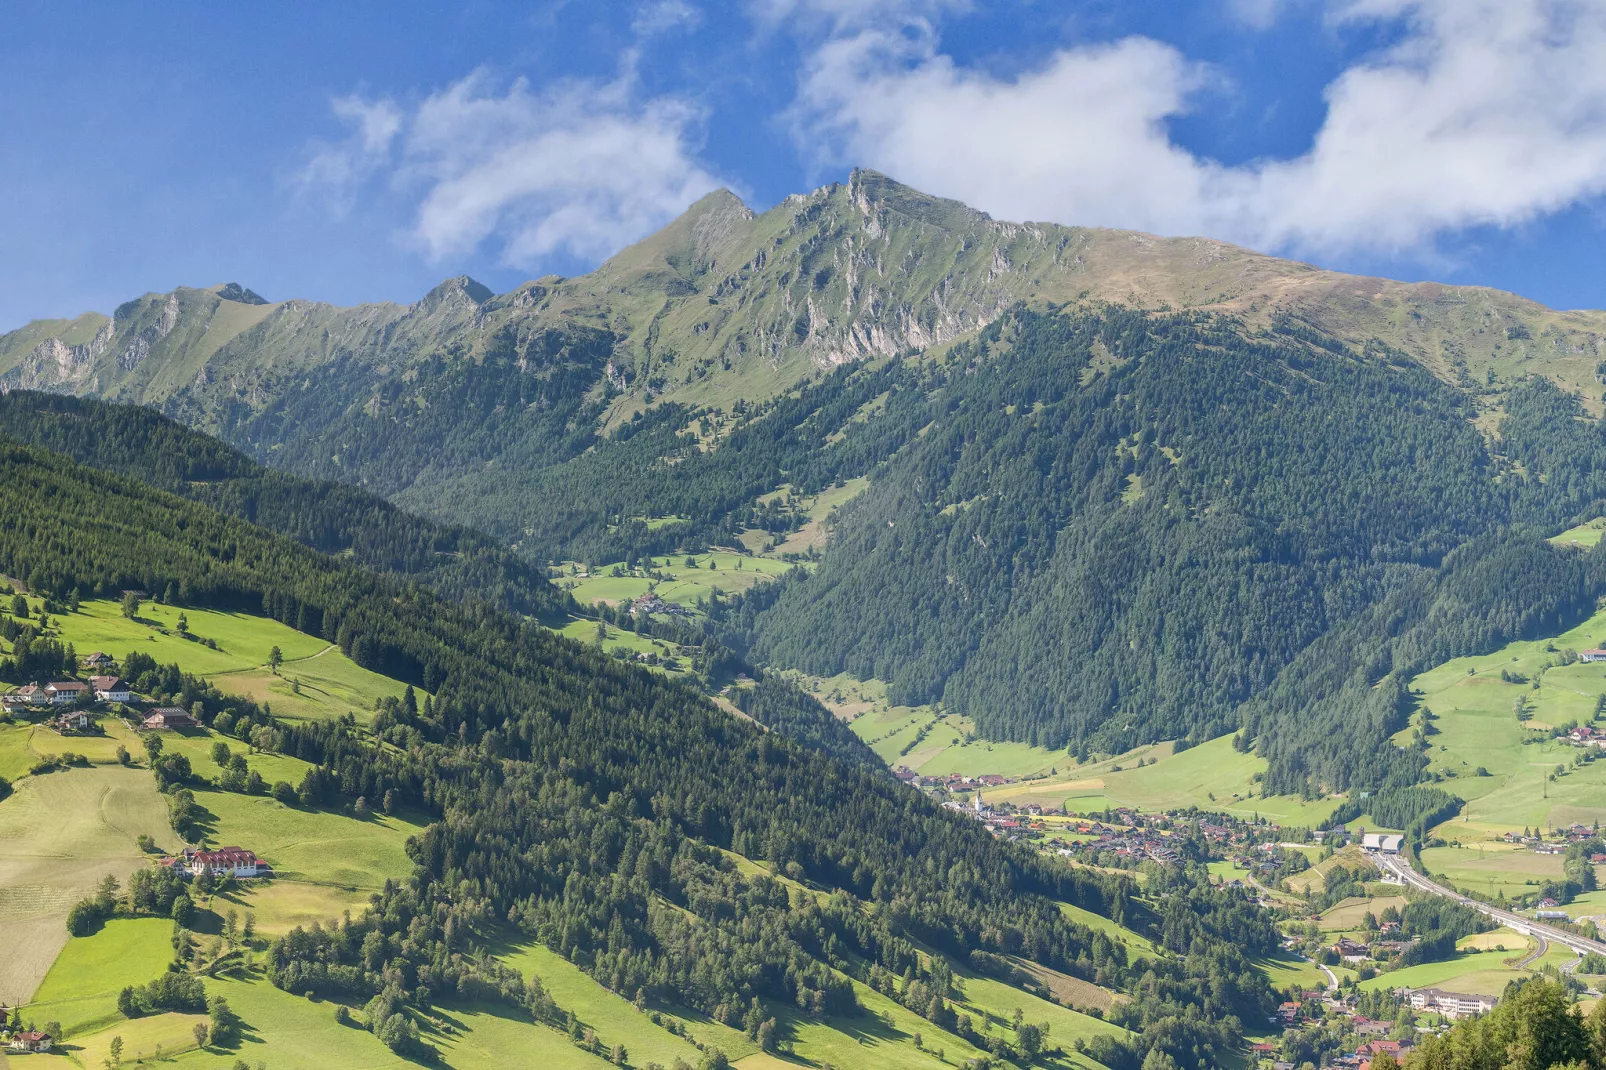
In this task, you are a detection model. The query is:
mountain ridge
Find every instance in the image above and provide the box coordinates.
[5,170,1603,427]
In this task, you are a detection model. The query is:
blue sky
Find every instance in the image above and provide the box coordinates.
[2,0,1604,331]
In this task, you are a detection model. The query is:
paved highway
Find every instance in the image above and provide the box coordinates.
[1374,852,1606,961]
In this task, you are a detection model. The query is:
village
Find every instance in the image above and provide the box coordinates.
[897,762,1552,1068]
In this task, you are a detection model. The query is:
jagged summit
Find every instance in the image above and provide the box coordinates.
[213,282,269,305]
[416,275,493,312]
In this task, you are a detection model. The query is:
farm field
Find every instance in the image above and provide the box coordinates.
[1458,928,1532,953]
[1551,519,1606,549]
[1419,843,1571,901]
[977,735,1342,828]
[197,789,424,892]
[70,1010,209,1068]
[559,551,794,609]
[0,765,172,1004]
[1318,895,1410,931]
[27,917,173,1037]
[498,939,729,1067]
[1357,949,1529,996]
[0,717,142,781]
[1406,602,1606,833]
[8,596,416,724]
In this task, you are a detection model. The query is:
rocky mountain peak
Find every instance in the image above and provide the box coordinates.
[215,282,269,305]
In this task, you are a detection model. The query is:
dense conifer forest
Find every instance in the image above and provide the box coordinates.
[17,302,1606,793]
[0,391,570,618]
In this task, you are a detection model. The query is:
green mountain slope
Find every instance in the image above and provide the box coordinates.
[0,390,569,618]
[0,433,1273,1069]
[7,172,1606,785]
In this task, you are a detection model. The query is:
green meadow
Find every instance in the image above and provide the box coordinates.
[196,789,424,891]
[1405,601,1606,834]
[7,596,416,724]
[1357,949,1530,996]
[1551,519,1606,549]
[498,939,728,1067]
[27,917,173,1037]
[0,765,172,1004]
[980,735,1341,828]
[560,551,794,609]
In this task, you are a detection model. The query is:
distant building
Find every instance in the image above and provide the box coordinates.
[8,1031,53,1053]
[44,681,88,705]
[1362,833,1404,854]
[81,651,114,670]
[1406,988,1497,1019]
[90,676,131,703]
[1582,650,1606,663]
[53,710,91,732]
[13,684,48,706]
[142,708,197,730]
[165,846,262,879]
[1536,909,1570,921]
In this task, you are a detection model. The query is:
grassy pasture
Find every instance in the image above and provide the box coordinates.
[196,790,423,892]
[499,939,720,1067]
[1254,952,1329,993]
[977,735,1342,828]
[50,598,325,675]
[1357,949,1527,996]
[33,597,411,724]
[26,917,173,1037]
[756,477,870,556]
[1458,928,1531,953]
[1407,602,1606,833]
[1318,895,1409,931]
[1057,901,1155,956]
[0,718,144,781]
[1420,843,1567,900]
[949,966,1130,1066]
[1552,519,1606,549]
[0,765,172,1004]
[562,552,794,609]
[70,1010,208,1068]
[156,727,312,787]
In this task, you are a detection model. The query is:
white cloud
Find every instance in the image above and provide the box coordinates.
[294,95,403,215]
[633,0,700,36]
[751,0,969,31]
[792,0,1606,257]
[1225,0,1291,29]
[299,71,726,267]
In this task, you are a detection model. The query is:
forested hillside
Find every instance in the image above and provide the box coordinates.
[6,173,1606,793]
[0,391,569,618]
[731,309,1606,791]
[0,432,1274,1069]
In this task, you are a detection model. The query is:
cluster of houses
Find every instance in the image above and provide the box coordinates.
[1254,989,1497,1069]
[1055,819,1183,866]
[1330,930,1420,964]
[1,652,202,733]
[896,766,1016,792]
[626,592,689,617]
[160,845,265,879]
